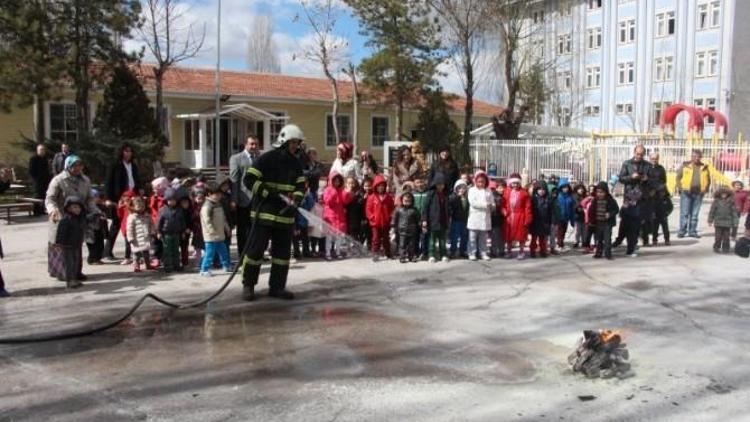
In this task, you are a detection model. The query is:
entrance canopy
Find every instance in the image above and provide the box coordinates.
[175,103,289,169]
[175,103,287,122]
[470,122,591,140]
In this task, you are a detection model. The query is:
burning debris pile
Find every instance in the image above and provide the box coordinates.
[568,330,632,379]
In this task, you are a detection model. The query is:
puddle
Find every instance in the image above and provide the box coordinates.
[8,302,537,385]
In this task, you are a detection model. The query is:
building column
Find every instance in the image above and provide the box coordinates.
[263,119,271,152]
[199,118,208,168]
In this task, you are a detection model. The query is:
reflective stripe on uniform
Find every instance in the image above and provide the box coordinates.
[271,258,290,266]
[265,182,296,192]
[252,181,262,194]
[295,176,307,184]
[247,167,262,177]
[242,256,263,266]
[293,191,304,198]
[250,211,295,225]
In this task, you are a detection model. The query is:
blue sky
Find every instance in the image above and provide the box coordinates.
[127,0,500,103]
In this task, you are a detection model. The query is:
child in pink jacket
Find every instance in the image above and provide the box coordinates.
[323,172,353,260]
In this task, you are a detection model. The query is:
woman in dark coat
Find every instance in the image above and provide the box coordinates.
[104,143,141,260]
[428,146,460,191]
[28,144,52,215]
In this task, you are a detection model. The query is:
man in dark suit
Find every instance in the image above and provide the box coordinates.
[229,135,260,256]
[104,143,141,261]
[28,144,52,215]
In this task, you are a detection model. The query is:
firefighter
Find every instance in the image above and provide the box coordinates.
[241,124,307,301]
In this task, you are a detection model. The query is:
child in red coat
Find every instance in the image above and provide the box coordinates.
[502,172,533,259]
[366,174,395,260]
[323,172,353,260]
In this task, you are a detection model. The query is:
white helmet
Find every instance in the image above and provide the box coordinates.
[273,124,305,148]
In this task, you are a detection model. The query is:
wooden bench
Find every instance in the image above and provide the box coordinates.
[0,202,34,224]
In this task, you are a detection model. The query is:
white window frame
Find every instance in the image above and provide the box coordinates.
[560,0,572,17]
[654,56,674,82]
[587,27,602,50]
[617,62,635,85]
[370,115,389,148]
[652,101,673,127]
[557,33,572,55]
[325,113,352,148]
[584,105,601,117]
[655,11,676,37]
[44,100,96,143]
[616,103,634,115]
[183,119,200,151]
[585,66,601,89]
[694,97,717,124]
[708,50,719,76]
[697,3,709,30]
[618,19,636,44]
[710,0,721,28]
[695,51,707,77]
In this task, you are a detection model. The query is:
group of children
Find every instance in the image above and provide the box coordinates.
[72,174,237,280]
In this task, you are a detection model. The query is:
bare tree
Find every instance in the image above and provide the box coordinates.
[427,0,491,163]
[138,0,205,138]
[247,14,281,73]
[295,0,348,145]
[342,62,360,153]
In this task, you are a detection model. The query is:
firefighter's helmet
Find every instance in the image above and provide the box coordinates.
[273,124,305,149]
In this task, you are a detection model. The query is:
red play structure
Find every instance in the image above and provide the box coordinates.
[659,103,728,135]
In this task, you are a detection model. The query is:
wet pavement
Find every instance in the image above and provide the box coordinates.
[1,217,750,421]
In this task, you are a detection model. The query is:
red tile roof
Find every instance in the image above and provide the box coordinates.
[134,64,503,117]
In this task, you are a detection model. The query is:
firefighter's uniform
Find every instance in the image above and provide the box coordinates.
[241,126,306,298]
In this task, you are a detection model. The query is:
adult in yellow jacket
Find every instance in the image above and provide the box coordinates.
[675,149,711,238]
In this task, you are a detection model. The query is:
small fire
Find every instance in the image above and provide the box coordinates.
[599,330,621,343]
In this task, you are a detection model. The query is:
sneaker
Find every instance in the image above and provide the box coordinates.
[516,252,526,260]
[371,255,379,262]
[504,253,513,259]
[689,233,701,239]
[325,255,333,261]
[411,256,420,263]
[529,252,537,258]
[606,255,614,260]
[593,254,602,259]
[428,257,437,263]
[626,253,638,258]
[441,256,450,263]
[469,255,477,261]
[481,254,491,261]
[713,247,721,254]
[399,257,408,263]
[120,258,133,265]
[676,233,686,238]
[200,271,212,277]
[664,240,671,246]
[0,289,10,298]
[540,252,549,258]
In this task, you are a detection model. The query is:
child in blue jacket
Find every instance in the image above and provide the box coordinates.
[556,179,577,249]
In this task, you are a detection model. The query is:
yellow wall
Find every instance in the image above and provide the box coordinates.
[0,94,490,171]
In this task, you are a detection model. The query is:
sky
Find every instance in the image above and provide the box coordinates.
[125,0,501,104]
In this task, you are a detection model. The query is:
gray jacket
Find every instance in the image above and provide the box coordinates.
[229,150,256,208]
[45,170,101,242]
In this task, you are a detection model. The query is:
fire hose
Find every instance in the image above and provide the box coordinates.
[0,196,272,344]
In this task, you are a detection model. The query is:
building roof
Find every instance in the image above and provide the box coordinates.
[135,64,503,117]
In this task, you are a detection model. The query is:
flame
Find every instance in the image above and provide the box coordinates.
[599,330,620,343]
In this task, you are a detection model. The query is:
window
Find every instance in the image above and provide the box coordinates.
[584,105,601,117]
[557,107,572,126]
[695,51,707,77]
[698,3,708,29]
[698,1,721,30]
[694,98,717,123]
[183,120,199,151]
[588,0,601,10]
[616,103,634,115]
[560,0,572,17]
[326,114,352,147]
[371,116,389,147]
[533,10,545,23]
[619,19,636,44]
[652,101,673,126]
[49,103,78,144]
[710,1,721,27]
[708,50,719,76]
[618,62,635,85]
[656,11,676,37]
[587,27,602,49]
[557,70,572,89]
[586,66,601,88]
[654,56,674,81]
[557,33,572,54]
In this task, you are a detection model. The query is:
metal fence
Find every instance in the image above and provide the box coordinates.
[470,137,750,195]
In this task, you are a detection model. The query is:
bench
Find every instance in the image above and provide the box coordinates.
[0,203,34,224]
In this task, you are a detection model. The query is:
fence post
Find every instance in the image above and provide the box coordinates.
[524,138,531,177]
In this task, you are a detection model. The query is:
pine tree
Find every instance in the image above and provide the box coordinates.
[345,0,442,141]
[416,88,461,156]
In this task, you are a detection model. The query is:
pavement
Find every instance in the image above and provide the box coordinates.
[1,212,749,422]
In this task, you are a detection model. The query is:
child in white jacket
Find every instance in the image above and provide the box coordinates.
[467,171,494,261]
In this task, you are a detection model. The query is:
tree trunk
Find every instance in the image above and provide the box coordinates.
[35,95,45,143]
[154,66,165,136]
[324,65,340,145]
[350,66,359,154]
[459,45,474,166]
